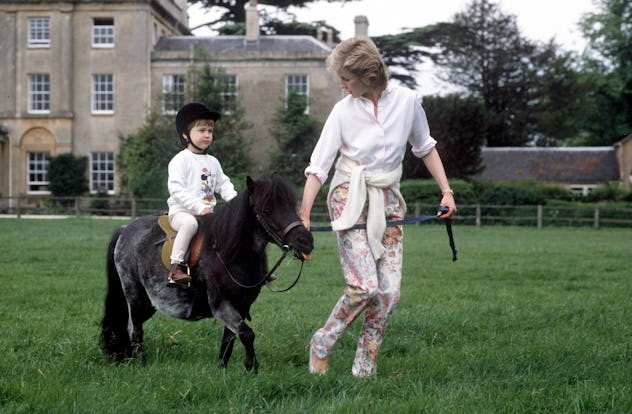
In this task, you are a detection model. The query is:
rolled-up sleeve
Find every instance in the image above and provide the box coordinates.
[304,106,342,184]
[409,100,437,158]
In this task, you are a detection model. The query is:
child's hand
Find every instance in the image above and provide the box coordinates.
[200,208,212,215]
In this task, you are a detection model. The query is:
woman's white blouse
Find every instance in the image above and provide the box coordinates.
[305,83,437,184]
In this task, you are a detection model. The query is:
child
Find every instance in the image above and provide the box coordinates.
[166,102,237,286]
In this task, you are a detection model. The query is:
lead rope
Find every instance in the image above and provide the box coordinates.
[311,205,457,262]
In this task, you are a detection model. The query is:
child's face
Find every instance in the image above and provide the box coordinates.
[186,120,214,152]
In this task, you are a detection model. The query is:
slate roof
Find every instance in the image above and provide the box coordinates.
[478,147,620,183]
[154,35,332,54]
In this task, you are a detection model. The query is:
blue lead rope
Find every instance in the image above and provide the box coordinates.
[310,205,457,262]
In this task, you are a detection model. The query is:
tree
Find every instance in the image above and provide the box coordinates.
[432,0,534,146]
[49,153,89,197]
[186,52,254,186]
[373,26,445,89]
[402,94,485,180]
[118,112,178,199]
[527,42,590,146]
[190,0,355,33]
[268,90,321,187]
[119,56,253,198]
[430,0,586,147]
[578,0,632,144]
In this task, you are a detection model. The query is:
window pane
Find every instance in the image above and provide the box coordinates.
[220,75,238,110]
[92,74,114,113]
[27,152,51,193]
[28,74,50,112]
[28,17,50,47]
[286,74,309,113]
[93,18,114,47]
[162,74,186,114]
[91,152,115,192]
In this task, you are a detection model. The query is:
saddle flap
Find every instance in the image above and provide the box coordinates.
[157,214,204,270]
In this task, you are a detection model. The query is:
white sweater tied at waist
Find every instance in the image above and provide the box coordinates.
[327,156,407,259]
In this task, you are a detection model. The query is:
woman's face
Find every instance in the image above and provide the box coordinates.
[338,72,370,99]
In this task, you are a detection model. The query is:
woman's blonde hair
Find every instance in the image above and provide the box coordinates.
[326,37,388,88]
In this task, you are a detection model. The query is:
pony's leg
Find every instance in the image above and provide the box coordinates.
[218,326,236,368]
[213,301,258,372]
[129,323,145,364]
[127,302,156,365]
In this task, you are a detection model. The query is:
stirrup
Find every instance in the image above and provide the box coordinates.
[166,276,191,288]
[167,263,191,288]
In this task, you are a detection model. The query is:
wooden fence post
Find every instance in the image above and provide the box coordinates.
[131,198,137,220]
[476,204,481,228]
[594,207,600,229]
[414,202,420,226]
[537,205,543,229]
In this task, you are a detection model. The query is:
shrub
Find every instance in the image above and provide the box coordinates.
[399,179,474,204]
[49,153,88,197]
[471,180,546,205]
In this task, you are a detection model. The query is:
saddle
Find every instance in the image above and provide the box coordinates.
[157,215,205,270]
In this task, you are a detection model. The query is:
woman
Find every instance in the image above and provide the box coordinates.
[299,37,457,378]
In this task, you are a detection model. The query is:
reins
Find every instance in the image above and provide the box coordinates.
[215,205,457,294]
[215,208,306,292]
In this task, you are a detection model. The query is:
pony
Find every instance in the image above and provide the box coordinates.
[100,175,314,371]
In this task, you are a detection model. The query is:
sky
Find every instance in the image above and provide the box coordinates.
[188,0,597,94]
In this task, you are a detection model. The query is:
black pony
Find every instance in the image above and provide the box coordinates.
[101,175,313,371]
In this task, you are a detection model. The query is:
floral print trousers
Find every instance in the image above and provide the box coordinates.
[311,184,404,377]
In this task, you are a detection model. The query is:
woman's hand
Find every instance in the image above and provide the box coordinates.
[437,193,457,219]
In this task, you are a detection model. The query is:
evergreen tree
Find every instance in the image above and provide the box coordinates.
[578,0,632,144]
[403,94,485,180]
[430,0,586,147]
[187,54,253,187]
[48,153,89,197]
[189,0,355,32]
[118,112,178,199]
[119,57,253,198]
[268,90,321,187]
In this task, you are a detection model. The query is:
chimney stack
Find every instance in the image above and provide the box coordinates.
[354,15,369,37]
[245,0,259,42]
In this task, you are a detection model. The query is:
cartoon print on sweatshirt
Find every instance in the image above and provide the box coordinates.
[200,168,215,206]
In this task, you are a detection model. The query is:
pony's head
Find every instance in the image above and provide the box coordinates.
[247,174,313,260]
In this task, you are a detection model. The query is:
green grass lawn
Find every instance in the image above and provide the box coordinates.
[0,218,630,413]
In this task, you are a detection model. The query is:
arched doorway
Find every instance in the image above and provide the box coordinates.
[19,127,57,194]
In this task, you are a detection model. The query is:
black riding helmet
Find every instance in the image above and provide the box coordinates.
[175,102,221,149]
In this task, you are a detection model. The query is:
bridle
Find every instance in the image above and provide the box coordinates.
[215,205,307,292]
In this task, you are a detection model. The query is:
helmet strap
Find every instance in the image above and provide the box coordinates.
[184,133,208,153]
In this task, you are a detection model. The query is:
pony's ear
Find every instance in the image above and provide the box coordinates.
[246,176,255,194]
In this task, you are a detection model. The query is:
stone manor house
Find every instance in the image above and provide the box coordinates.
[0,0,345,198]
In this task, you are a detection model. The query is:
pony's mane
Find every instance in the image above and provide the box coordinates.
[256,174,298,210]
[199,187,250,262]
[197,175,297,263]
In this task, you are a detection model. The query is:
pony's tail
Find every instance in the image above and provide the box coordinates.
[100,227,131,361]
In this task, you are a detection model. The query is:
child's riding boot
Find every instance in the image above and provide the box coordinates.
[167,263,191,287]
